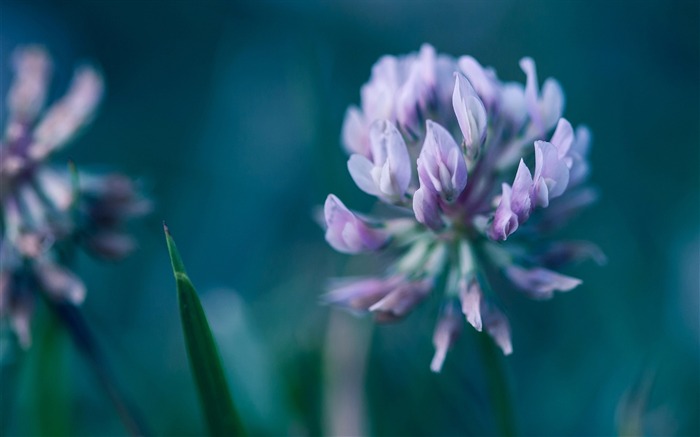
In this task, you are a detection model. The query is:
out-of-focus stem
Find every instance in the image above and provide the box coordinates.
[478,331,516,437]
[50,300,150,436]
[322,311,373,437]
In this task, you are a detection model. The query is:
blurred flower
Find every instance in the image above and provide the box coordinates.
[0,46,149,347]
[323,44,601,371]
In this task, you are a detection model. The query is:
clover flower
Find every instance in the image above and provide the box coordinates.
[0,46,149,347]
[323,44,601,371]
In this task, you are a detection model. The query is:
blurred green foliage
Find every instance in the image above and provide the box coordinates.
[1,1,698,436]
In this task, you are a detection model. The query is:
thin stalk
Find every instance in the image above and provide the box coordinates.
[49,300,150,436]
[466,242,516,437]
[478,326,516,437]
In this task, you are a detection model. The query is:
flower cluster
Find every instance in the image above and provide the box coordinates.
[0,46,149,347]
[323,45,602,371]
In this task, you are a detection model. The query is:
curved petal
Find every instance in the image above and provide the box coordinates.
[324,195,388,254]
[348,154,381,196]
[412,186,443,230]
[505,265,582,299]
[452,73,487,152]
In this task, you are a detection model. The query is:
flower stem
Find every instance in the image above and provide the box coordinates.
[49,300,150,436]
[478,331,516,437]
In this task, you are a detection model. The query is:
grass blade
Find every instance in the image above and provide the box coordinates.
[164,224,244,436]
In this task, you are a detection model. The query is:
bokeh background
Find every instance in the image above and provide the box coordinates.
[1,1,698,436]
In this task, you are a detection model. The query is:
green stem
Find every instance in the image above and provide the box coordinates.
[478,331,516,437]
[466,242,517,437]
[35,306,71,436]
[49,300,150,436]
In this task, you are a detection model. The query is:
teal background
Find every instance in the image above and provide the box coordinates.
[1,1,698,436]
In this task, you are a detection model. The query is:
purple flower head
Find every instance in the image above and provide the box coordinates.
[324,194,389,254]
[0,46,148,348]
[323,45,599,369]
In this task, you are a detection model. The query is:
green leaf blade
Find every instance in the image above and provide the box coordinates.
[164,224,245,436]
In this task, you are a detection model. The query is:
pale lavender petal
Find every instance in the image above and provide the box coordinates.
[7,46,51,125]
[369,280,431,322]
[324,276,402,311]
[520,57,541,129]
[324,195,388,254]
[500,82,527,127]
[505,265,582,299]
[540,79,565,132]
[396,44,436,133]
[533,140,570,205]
[568,125,592,187]
[35,261,86,305]
[412,186,443,230]
[348,154,381,196]
[361,55,400,122]
[430,304,462,372]
[418,120,467,202]
[457,55,499,109]
[520,57,564,134]
[489,184,519,241]
[434,55,459,110]
[482,304,513,355]
[36,168,73,211]
[452,73,487,153]
[537,241,607,268]
[459,279,483,331]
[550,118,574,158]
[11,292,34,348]
[510,159,534,222]
[370,120,411,198]
[341,106,370,157]
[32,66,104,158]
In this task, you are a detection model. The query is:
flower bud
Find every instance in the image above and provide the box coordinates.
[324,194,389,254]
[347,120,411,201]
[416,120,467,202]
[489,183,519,241]
[452,72,487,154]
